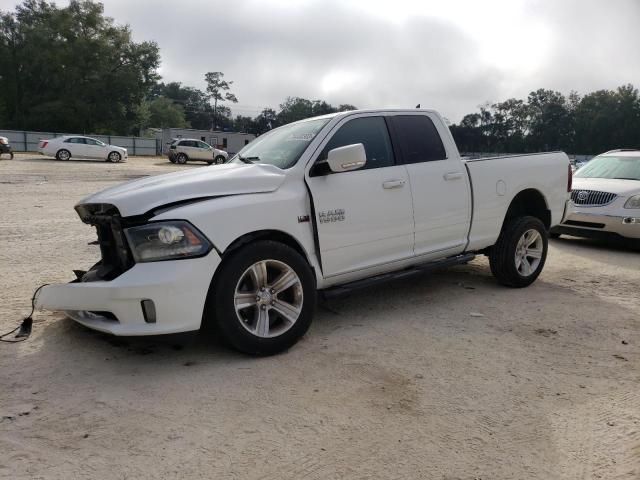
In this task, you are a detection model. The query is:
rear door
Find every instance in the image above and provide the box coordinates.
[179,140,198,159]
[387,114,471,257]
[306,114,414,278]
[64,137,88,158]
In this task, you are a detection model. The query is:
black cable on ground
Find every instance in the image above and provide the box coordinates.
[0,284,49,343]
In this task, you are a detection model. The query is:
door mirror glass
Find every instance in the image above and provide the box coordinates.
[327,143,367,173]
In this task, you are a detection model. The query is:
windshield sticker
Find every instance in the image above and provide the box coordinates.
[285,133,315,142]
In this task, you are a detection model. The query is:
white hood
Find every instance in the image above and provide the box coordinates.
[573,177,640,197]
[77,163,287,217]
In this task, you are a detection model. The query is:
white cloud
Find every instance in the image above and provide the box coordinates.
[2,0,638,121]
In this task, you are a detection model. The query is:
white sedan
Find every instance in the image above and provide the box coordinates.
[38,136,128,162]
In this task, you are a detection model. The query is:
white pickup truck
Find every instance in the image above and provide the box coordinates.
[36,109,570,355]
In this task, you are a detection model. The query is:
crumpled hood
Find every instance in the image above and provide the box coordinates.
[77,163,287,217]
[573,177,640,197]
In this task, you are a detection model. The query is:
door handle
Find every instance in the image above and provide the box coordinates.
[443,172,464,181]
[383,179,406,189]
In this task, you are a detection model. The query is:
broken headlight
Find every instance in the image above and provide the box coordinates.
[124,221,212,262]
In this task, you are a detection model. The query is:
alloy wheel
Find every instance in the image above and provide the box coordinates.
[514,229,543,276]
[234,259,303,338]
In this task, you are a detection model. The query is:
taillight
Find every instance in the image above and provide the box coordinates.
[567,163,572,192]
[40,140,48,148]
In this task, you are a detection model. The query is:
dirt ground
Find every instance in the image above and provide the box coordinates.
[1,154,639,480]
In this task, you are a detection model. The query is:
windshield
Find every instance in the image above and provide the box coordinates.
[230,118,330,169]
[575,155,640,180]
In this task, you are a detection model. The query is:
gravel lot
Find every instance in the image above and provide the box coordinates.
[1,154,639,479]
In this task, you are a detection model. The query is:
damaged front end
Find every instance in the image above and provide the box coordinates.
[74,203,138,282]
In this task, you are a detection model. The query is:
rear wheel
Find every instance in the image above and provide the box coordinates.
[207,240,316,356]
[176,153,188,164]
[56,149,71,161]
[489,216,548,288]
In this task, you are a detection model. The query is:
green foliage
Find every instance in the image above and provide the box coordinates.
[450,85,640,154]
[0,0,160,134]
[148,97,189,129]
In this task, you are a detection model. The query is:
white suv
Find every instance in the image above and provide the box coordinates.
[168,139,228,165]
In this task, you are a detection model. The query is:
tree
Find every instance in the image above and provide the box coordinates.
[0,0,160,134]
[450,86,640,155]
[204,71,238,129]
[148,97,189,128]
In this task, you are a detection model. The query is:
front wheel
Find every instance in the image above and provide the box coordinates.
[489,216,548,288]
[214,155,226,165]
[207,240,316,355]
[107,151,121,163]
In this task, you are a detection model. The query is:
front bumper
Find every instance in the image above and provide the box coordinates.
[35,251,222,335]
[553,210,640,240]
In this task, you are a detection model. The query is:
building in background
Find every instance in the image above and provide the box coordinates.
[154,128,255,156]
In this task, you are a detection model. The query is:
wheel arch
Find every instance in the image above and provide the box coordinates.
[201,229,316,331]
[501,188,551,232]
[223,229,311,263]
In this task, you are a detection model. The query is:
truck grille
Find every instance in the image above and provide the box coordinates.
[571,189,617,206]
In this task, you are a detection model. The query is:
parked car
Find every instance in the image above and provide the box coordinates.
[35,109,570,355]
[167,138,228,165]
[0,136,13,159]
[38,136,127,162]
[552,149,640,240]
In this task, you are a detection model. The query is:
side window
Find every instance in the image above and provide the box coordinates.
[65,137,85,144]
[197,141,209,149]
[319,116,394,170]
[389,115,446,163]
[85,138,99,146]
[179,140,194,147]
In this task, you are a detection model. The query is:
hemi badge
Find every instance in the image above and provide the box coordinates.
[298,215,310,223]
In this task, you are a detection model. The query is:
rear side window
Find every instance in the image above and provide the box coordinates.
[179,140,195,147]
[319,116,394,170]
[65,137,85,144]
[389,115,446,163]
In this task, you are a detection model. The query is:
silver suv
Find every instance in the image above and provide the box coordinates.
[168,138,228,165]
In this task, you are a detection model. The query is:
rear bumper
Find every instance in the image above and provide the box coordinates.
[552,211,640,240]
[35,252,222,335]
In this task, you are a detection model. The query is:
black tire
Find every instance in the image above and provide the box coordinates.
[55,149,71,161]
[214,155,226,165]
[9,152,14,160]
[107,151,121,163]
[176,153,188,164]
[489,216,548,288]
[206,240,316,356]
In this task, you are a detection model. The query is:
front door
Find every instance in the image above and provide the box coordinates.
[306,115,414,278]
[84,138,107,159]
[195,140,213,160]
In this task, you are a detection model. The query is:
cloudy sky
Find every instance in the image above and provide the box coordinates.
[2,0,639,121]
